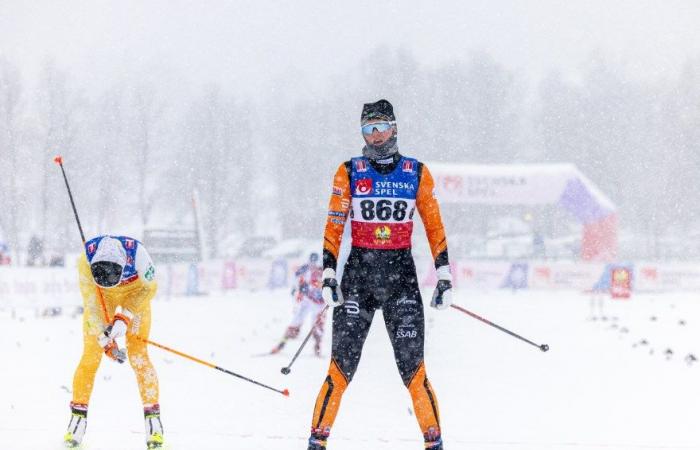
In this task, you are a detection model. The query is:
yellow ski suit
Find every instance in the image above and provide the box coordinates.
[71,254,159,407]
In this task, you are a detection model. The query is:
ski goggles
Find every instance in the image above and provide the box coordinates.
[361,121,394,136]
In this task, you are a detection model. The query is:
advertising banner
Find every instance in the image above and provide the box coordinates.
[634,263,700,292]
[0,267,80,308]
[529,262,606,290]
[5,260,700,308]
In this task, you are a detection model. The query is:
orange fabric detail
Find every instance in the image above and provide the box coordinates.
[322,163,351,260]
[311,359,349,432]
[408,362,441,435]
[113,313,131,326]
[416,165,448,262]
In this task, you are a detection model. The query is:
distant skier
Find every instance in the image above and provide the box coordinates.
[63,236,164,449]
[0,241,10,265]
[307,99,453,450]
[271,252,326,356]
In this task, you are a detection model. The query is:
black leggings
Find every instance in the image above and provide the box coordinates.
[333,247,425,385]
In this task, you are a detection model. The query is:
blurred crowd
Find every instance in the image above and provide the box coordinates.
[0,234,65,267]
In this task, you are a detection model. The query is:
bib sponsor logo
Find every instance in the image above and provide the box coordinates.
[374,180,415,196]
[397,297,417,305]
[374,225,391,241]
[355,159,368,172]
[396,329,418,339]
[344,300,360,315]
[87,243,96,254]
[402,160,414,172]
[355,178,373,195]
[124,239,135,249]
[332,186,343,196]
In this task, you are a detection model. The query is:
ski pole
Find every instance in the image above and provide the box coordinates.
[450,304,549,352]
[281,305,329,375]
[143,337,289,396]
[54,155,86,243]
[54,155,111,324]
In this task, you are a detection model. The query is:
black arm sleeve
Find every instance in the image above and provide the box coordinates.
[435,249,449,269]
[323,248,338,272]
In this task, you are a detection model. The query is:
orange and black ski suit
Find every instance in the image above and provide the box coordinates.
[310,152,449,448]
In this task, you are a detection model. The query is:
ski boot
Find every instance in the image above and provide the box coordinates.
[307,428,328,450]
[144,404,164,449]
[307,439,326,450]
[424,427,443,449]
[63,403,88,448]
[270,340,286,355]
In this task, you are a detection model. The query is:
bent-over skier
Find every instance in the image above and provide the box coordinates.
[64,236,164,449]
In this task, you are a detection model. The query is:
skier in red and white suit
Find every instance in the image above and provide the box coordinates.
[271,252,327,356]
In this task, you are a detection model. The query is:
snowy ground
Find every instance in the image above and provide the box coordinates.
[1,289,700,450]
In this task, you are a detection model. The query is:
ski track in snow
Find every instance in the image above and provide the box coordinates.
[1,289,699,450]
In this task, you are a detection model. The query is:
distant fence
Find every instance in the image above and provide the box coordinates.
[2,259,700,308]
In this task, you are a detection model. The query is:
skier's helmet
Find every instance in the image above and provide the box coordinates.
[90,237,126,288]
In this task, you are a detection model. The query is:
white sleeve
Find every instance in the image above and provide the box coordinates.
[135,244,157,284]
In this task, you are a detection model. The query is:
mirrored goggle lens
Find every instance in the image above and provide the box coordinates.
[361,122,393,135]
[91,261,123,288]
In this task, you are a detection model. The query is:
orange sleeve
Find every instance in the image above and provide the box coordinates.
[416,164,448,264]
[322,163,351,263]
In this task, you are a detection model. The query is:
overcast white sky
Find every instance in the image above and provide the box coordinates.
[2,0,700,95]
